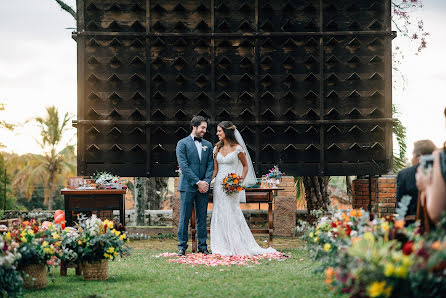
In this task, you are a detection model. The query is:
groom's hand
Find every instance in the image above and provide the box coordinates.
[197,181,209,193]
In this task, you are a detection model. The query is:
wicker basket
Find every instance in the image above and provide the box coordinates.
[22,264,47,289]
[81,259,109,280]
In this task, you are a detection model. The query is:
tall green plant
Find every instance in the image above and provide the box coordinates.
[392,105,408,172]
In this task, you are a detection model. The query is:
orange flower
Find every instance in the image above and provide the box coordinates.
[237,187,243,192]
[432,241,441,251]
[351,237,361,243]
[232,174,237,178]
[325,267,335,285]
[234,179,239,184]
[349,209,362,217]
[226,184,229,187]
[223,178,228,183]
[394,220,405,229]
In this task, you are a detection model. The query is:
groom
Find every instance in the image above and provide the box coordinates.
[176,116,214,256]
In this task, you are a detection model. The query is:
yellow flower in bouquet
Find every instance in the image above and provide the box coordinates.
[324,243,331,252]
[368,281,392,297]
[384,263,394,277]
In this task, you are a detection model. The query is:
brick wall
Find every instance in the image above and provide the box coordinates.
[352,175,397,217]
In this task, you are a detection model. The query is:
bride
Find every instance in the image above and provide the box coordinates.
[210,121,277,256]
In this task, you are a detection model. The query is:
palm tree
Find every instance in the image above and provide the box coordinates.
[8,106,76,210]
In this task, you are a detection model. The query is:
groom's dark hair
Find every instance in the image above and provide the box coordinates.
[190,115,208,128]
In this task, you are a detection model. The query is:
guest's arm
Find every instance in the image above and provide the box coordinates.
[425,150,446,223]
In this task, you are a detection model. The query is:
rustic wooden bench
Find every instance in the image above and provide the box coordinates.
[189,188,283,252]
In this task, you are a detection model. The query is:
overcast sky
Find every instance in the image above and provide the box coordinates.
[0,0,445,161]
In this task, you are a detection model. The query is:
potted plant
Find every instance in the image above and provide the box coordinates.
[0,234,23,296]
[59,226,81,276]
[8,220,61,289]
[75,215,129,280]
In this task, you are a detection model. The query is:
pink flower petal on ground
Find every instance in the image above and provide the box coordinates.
[153,252,288,267]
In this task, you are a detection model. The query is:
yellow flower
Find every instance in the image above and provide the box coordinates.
[64,227,70,232]
[309,232,314,238]
[364,232,374,242]
[314,237,319,243]
[324,243,331,252]
[115,230,121,236]
[52,232,60,240]
[383,285,392,297]
[368,281,387,297]
[5,232,11,240]
[104,253,110,258]
[394,266,408,278]
[401,256,413,267]
[384,263,394,277]
[42,241,49,247]
[20,237,27,243]
[381,222,389,232]
[113,251,117,256]
[28,230,34,236]
[315,230,321,236]
[107,247,115,253]
[108,222,114,229]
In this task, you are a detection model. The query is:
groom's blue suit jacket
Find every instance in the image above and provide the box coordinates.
[176,136,214,192]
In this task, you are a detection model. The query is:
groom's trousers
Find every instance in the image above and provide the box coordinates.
[178,191,209,251]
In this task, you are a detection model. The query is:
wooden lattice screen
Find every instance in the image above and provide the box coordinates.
[74,0,394,177]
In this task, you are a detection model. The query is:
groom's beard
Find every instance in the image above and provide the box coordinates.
[194,131,206,138]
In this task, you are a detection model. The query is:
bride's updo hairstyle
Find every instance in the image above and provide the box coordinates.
[216,121,239,150]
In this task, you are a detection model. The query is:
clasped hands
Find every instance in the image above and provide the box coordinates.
[197,181,209,193]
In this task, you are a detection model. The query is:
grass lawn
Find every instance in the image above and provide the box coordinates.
[24,237,332,297]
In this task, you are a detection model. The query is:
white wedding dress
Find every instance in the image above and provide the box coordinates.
[210,145,277,256]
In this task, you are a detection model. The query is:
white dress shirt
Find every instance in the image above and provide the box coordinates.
[190,134,202,161]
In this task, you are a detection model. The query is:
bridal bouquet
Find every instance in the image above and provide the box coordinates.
[222,173,245,195]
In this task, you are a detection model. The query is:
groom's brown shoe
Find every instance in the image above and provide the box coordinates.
[199,248,210,255]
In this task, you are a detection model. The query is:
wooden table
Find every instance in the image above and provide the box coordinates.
[190,188,283,252]
[61,189,126,227]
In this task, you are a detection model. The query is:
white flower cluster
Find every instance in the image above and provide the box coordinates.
[82,214,102,236]
[0,241,21,269]
[95,172,118,185]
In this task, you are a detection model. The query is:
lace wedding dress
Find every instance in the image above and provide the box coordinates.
[210,145,277,256]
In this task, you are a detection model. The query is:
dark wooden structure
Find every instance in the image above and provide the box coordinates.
[61,189,126,226]
[190,188,280,252]
[74,0,394,177]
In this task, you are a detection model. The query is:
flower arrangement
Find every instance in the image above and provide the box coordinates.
[0,236,23,296]
[92,171,125,189]
[222,173,245,195]
[267,165,284,179]
[75,215,129,263]
[304,209,446,297]
[175,165,182,177]
[4,220,62,269]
